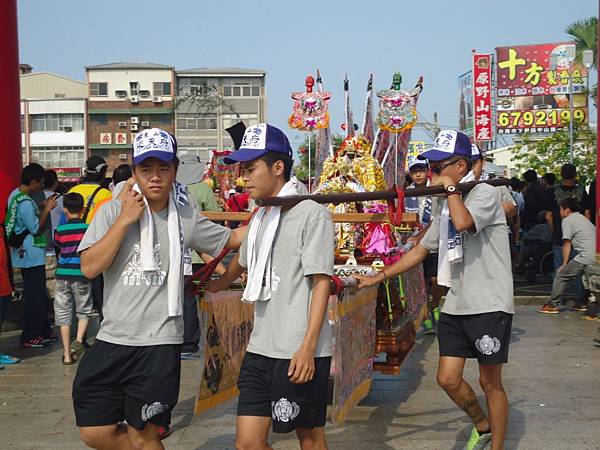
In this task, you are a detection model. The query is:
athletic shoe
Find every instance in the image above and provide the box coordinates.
[582,315,598,321]
[0,354,20,365]
[21,337,45,348]
[433,307,440,322]
[0,365,4,370]
[464,427,492,450]
[422,319,434,333]
[572,304,588,312]
[593,338,600,347]
[538,304,560,314]
[70,341,86,361]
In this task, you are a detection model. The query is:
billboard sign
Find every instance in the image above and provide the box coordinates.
[495,42,588,134]
[458,70,473,136]
[473,54,493,141]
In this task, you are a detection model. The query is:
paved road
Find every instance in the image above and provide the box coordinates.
[1,305,599,450]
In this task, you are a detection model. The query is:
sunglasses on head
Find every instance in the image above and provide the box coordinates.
[431,158,463,175]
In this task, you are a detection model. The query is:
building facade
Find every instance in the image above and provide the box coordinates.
[175,68,266,164]
[86,62,175,171]
[20,71,87,178]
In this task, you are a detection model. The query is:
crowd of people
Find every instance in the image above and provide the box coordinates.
[0,124,597,450]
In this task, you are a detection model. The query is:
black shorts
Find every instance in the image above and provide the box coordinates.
[237,352,331,433]
[438,312,513,364]
[73,340,181,430]
[424,252,439,279]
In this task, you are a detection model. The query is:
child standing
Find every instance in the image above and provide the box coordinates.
[53,193,92,364]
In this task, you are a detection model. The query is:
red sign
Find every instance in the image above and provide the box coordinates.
[473,53,493,142]
[495,42,588,134]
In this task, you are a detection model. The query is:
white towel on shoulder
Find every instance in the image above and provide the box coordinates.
[437,171,475,287]
[134,183,183,317]
[243,181,298,303]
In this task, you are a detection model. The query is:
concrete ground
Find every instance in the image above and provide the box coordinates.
[0,305,599,450]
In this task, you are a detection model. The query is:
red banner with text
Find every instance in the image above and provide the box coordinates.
[473,54,493,142]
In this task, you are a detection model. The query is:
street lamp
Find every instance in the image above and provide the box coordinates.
[550,44,577,163]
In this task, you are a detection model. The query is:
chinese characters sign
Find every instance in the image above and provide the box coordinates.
[496,42,588,134]
[473,54,492,142]
[114,133,127,145]
[100,133,112,145]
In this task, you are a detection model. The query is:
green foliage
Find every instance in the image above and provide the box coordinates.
[294,133,344,180]
[566,17,598,68]
[511,125,597,185]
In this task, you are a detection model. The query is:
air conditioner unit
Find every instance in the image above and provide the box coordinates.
[141,121,150,127]
[130,124,139,131]
[130,96,139,103]
[118,121,127,127]
[63,126,73,132]
[152,96,162,103]
[130,117,139,124]
[115,90,128,98]
[139,90,150,97]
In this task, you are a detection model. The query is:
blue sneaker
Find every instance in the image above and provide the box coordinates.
[0,354,20,365]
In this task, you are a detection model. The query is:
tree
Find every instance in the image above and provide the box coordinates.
[294,133,344,181]
[511,124,596,185]
[566,17,597,68]
[566,17,598,106]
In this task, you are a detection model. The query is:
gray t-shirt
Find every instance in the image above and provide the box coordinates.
[562,212,596,265]
[78,199,230,346]
[239,200,334,359]
[421,183,514,315]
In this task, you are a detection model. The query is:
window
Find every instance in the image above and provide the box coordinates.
[31,146,85,168]
[91,114,108,126]
[130,82,139,96]
[223,77,261,97]
[176,113,218,130]
[31,114,84,132]
[153,82,172,97]
[90,82,108,96]
[177,77,218,97]
[222,113,259,129]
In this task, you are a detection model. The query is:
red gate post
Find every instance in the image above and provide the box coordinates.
[0,0,23,223]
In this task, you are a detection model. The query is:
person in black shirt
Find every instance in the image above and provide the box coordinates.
[522,169,547,232]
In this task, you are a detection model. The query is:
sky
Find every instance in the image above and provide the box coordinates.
[17,0,598,149]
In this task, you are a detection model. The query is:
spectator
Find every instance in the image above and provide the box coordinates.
[69,156,112,320]
[539,197,596,314]
[522,169,547,232]
[110,164,132,190]
[53,193,92,364]
[541,172,556,189]
[4,163,57,348]
[43,169,65,241]
[509,177,525,215]
[588,178,596,225]
[69,156,112,225]
[544,163,592,271]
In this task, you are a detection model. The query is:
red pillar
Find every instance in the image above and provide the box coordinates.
[0,0,23,223]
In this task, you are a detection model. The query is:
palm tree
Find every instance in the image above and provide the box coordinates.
[566,17,597,68]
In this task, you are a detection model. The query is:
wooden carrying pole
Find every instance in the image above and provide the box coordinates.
[256,178,511,208]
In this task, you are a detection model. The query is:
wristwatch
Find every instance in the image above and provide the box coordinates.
[444,185,460,197]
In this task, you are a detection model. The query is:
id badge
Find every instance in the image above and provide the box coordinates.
[183,249,193,276]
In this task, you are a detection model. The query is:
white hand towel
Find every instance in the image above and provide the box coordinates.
[243,181,298,303]
[437,170,476,287]
[134,183,183,317]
